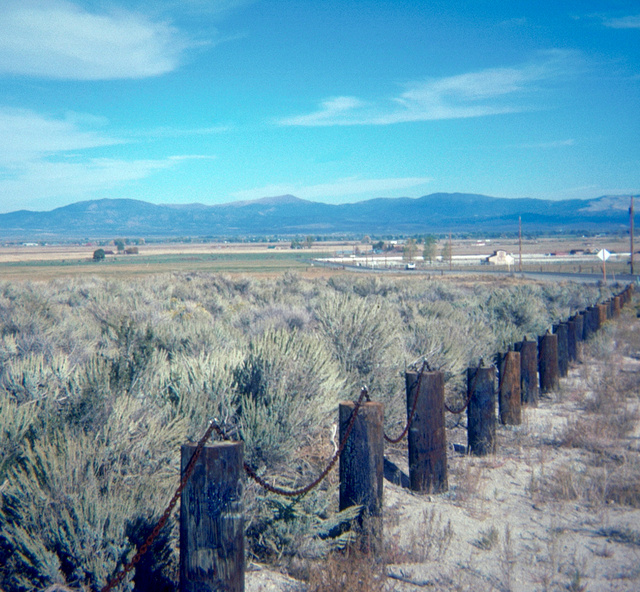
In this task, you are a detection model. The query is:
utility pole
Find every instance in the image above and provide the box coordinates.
[631,196,635,276]
[449,232,452,271]
[518,216,522,273]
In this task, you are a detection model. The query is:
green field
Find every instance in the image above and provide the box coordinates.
[0,250,332,280]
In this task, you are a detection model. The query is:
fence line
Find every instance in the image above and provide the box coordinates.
[101,283,635,591]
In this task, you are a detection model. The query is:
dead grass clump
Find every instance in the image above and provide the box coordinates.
[581,363,640,415]
[449,462,485,506]
[385,508,454,563]
[602,454,640,507]
[538,452,640,508]
[304,550,387,592]
[598,526,640,547]
[560,412,637,457]
[472,525,499,551]
[541,464,606,504]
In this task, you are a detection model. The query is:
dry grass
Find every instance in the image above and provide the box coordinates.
[303,550,387,592]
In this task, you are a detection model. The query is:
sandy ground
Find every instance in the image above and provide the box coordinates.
[245,313,640,592]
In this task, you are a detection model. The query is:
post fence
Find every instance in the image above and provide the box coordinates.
[165,285,637,592]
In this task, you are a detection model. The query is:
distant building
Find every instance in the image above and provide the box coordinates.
[486,250,515,266]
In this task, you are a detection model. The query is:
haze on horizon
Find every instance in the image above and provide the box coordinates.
[0,0,639,215]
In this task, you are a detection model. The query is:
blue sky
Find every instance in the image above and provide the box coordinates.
[0,0,639,213]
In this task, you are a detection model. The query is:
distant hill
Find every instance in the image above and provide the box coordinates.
[0,193,635,240]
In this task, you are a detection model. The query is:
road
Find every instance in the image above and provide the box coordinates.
[313,260,639,286]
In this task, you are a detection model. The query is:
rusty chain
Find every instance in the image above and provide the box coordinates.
[236,386,369,497]
[100,420,218,592]
[383,361,427,444]
[443,362,483,415]
[102,387,368,591]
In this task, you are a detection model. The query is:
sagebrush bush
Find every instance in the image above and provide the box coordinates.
[233,327,345,469]
[0,400,187,591]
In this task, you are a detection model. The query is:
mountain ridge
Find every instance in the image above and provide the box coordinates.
[0,193,634,240]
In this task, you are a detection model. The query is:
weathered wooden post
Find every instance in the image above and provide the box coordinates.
[538,330,559,393]
[573,313,584,342]
[598,303,608,326]
[339,401,384,555]
[180,441,244,592]
[516,337,538,406]
[554,322,569,377]
[467,365,496,456]
[405,370,448,493]
[567,317,579,362]
[588,306,600,334]
[613,296,621,317]
[580,308,591,341]
[498,351,521,425]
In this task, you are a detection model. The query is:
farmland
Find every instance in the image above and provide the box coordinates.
[0,234,635,281]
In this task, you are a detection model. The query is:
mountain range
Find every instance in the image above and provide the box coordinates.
[0,193,635,240]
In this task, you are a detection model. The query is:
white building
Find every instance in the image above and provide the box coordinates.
[487,250,515,266]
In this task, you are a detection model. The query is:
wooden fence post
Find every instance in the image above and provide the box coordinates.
[613,296,621,317]
[405,370,448,493]
[516,337,538,406]
[467,365,496,455]
[580,310,591,341]
[339,401,384,555]
[180,441,244,592]
[588,306,600,335]
[498,351,521,425]
[567,317,579,363]
[538,331,559,393]
[598,303,608,325]
[573,313,584,343]
[554,323,569,377]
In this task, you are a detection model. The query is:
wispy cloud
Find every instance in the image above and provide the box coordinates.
[140,125,232,138]
[231,176,433,202]
[0,157,176,210]
[0,108,122,164]
[0,0,189,79]
[602,14,640,29]
[516,139,576,149]
[0,155,211,212]
[0,108,214,211]
[279,52,576,126]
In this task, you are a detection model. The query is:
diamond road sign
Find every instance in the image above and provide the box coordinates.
[597,249,610,261]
